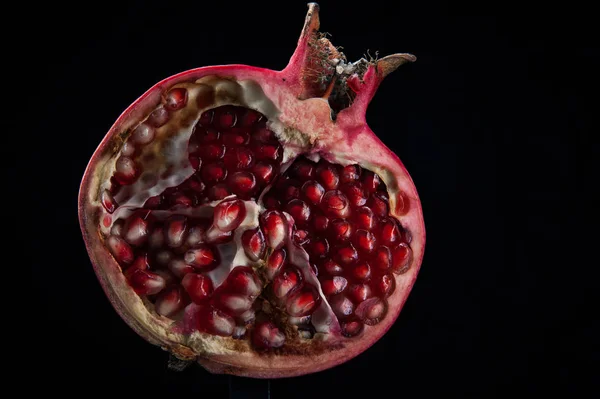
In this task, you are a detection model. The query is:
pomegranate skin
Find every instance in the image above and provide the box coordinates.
[78,3,425,378]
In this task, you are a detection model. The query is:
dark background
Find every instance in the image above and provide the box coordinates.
[21,0,597,397]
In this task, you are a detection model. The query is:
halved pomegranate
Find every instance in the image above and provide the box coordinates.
[78,3,425,378]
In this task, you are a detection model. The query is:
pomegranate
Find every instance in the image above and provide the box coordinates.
[78,3,425,378]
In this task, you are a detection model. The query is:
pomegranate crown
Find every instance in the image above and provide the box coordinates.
[284,3,416,116]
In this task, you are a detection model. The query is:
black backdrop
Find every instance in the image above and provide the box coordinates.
[22,1,597,397]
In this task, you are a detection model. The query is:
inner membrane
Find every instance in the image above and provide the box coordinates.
[99,81,413,349]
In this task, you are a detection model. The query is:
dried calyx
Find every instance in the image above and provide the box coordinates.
[79,3,425,378]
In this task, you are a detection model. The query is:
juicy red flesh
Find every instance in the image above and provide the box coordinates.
[267,156,413,332]
[101,103,413,345]
[145,105,283,208]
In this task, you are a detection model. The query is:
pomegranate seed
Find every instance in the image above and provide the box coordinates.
[251,127,276,143]
[290,159,315,180]
[186,225,207,247]
[373,246,392,271]
[127,269,166,295]
[239,108,263,127]
[144,195,163,209]
[222,129,250,146]
[286,288,320,317]
[335,244,358,265]
[301,180,325,205]
[312,213,330,232]
[253,143,282,162]
[341,320,364,337]
[353,230,377,253]
[165,215,188,248]
[351,262,372,281]
[285,199,311,226]
[355,297,388,325]
[154,269,177,287]
[293,229,310,245]
[168,258,195,279]
[392,243,412,274]
[131,123,155,145]
[196,307,235,336]
[329,294,355,319]
[205,226,233,244]
[263,195,281,210]
[155,250,173,266]
[323,259,344,276]
[368,192,389,217]
[213,198,246,232]
[266,249,286,280]
[101,190,118,213]
[168,191,195,208]
[128,254,150,272]
[186,175,206,193]
[252,321,285,349]
[239,309,256,324]
[354,206,377,230]
[374,274,395,297]
[208,184,231,200]
[242,228,266,261]
[379,217,402,246]
[260,210,287,250]
[114,156,138,185]
[252,162,275,184]
[201,162,227,184]
[288,315,311,325]
[200,143,225,161]
[196,126,220,142]
[155,286,187,317]
[231,326,247,339]
[223,147,253,169]
[341,183,367,207]
[341,164,361,183]
[321,190,350,218]
[213,106,237,129]
[184,245,218,270]
[148,227,165,248]
[233,326,247,339]
[347,284,372,304]
[165,88,187,111]
[316,164,340,190]
[228,172,257,196]
[277,179,301,201]
[107,236,134,265]
[148,105,169,127]
[227,266,262,297]
[214,293,253,316]
[181,273,213,304]
[329,219,353,242]
[309,238,329,259]
[121,140,136,157]
[321,276,348,296]
[273,268,301,298]
[362,171,381,193]
[198,109,214,126]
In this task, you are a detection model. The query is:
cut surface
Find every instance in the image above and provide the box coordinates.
[79,3,424,379]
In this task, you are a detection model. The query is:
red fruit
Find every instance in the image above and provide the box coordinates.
[252,321,285,350]
[79,4,424,379]
[181,273,213,304]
